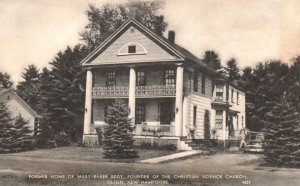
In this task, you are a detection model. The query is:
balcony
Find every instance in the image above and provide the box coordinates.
[92,85,176,98]
[92,86,129,98]
[136,85,176,97]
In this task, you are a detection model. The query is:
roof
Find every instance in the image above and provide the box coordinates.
[80,18,243,91]
[81,18,216,73]
[0,88,42,118]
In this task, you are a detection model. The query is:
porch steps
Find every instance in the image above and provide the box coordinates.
[180,137,208,151]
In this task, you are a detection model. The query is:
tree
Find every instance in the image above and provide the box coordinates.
[80,0,167,50]
[17,64,40,112]
[0,72,13,88]
[240,61,289,131]
[39,45,88,145]
[0,103,32,153]
[263,96,300,168]
[201,50,222,70]
[225,58,240,82]
[0,102,14,153]
[103,99,138,159]
[11,116,33,151]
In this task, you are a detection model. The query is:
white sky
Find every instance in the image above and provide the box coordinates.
[1,0,300,84]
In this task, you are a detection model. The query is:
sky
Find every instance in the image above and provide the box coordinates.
[1,0,300,84]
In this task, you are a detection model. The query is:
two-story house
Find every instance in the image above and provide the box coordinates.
[81,19,246,150]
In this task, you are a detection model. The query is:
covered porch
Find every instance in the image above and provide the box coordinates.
[91,98,176,136]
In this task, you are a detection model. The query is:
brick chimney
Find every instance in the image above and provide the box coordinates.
[168,31,175,44]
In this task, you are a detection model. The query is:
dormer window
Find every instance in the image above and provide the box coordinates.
[128,45,136,54]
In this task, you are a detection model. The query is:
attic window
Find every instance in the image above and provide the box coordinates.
[128,45,136,53]
[130,28,135,33]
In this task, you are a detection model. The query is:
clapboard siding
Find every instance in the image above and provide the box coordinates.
[187,94,212,139]
[229,86,246,131]
[90,26,178,65]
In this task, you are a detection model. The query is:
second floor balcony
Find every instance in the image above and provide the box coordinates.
[92,85,176,98]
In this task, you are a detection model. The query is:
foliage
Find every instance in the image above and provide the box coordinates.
[201,50,222,70]
[17,64,41,112]
[262,97,300,168]
[80,0,167,50]
[0,103,32,153]
[0,72,13,88]
[204,110,211,147]
[239,60,289,131]
[224,58,240,82]
[103,99,138,159]
[38,45,88,146]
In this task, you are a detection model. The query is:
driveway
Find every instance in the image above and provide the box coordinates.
[0,152,299,186]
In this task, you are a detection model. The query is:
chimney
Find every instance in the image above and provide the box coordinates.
[168,31,175,44]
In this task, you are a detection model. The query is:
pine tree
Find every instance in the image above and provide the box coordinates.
[0,102,14,153]
[201,50,222,70]
[40,45,88,145]
[225,58,240,82]
[0,72,13,88]
[263,97,300,168]
[103,99,138,159]
[16,64,41,112]
[11,116,33,151]
[36,67,57,148]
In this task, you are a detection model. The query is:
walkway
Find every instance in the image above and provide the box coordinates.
[138,150,203,164]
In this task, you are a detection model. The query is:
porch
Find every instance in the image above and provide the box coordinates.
[90,98,176,136]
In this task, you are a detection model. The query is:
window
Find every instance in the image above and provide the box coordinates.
[216,84,223,101]
[135,104,145,124]
[193,106,197,127]
[242,116,244,127]
[7,95,10,100]
[136,71,146,86]
[201,74,206,94]
[128,45,136,53]
[160,102,174,124]
[193,72,198,92]
[237,92,239,105]
[215,111,223,129]
[231,89,234,103]
[164,70,175,86]
[237,115,239,128]
[106,71,116,86]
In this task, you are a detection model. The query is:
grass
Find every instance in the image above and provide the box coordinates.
[6,146,178,163]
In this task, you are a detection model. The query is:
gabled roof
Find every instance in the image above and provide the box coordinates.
[81,18,216,75]
[0,88,42,118]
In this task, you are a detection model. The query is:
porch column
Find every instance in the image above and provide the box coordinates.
[129,66,136,125]
[223,110,227,148]
[223,84,227,102]
[182,96,189,136]
[175,63,184,136]
[83,69,93,135]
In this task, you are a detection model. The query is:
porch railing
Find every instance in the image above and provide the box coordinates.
[135,124,175,136]
[92,85,176,98]
[92,86,129,97]
[136,85,176,97]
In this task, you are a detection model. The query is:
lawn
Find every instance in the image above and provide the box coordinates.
[0,151,299,186]
[5,146,177,163]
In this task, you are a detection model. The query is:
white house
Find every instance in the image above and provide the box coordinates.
[0,88,41,134]
[81,19,246,150]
